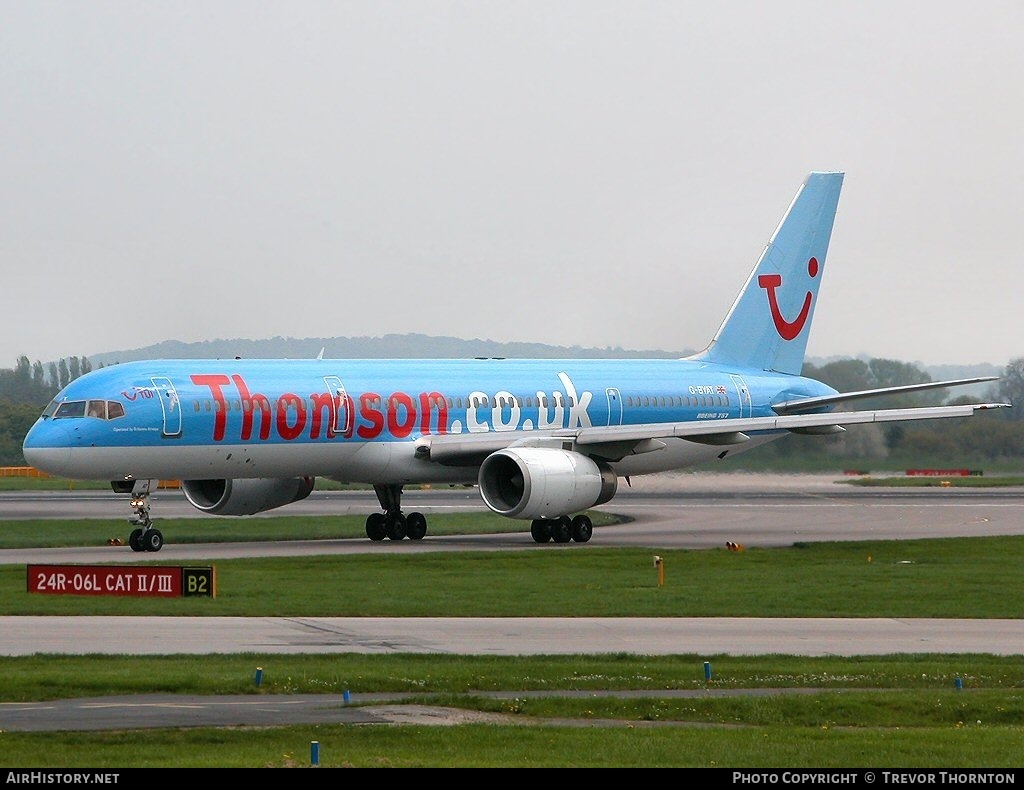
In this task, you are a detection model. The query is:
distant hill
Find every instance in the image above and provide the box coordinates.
[87,334,697,366]
[85,334,1004,400]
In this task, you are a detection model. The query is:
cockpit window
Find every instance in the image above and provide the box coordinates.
[53,401,87,418]
[48,399,126,420]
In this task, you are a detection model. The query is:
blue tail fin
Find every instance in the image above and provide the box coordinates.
[691,171,844,375]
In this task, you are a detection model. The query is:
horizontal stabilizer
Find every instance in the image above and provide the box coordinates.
[773,377,999,414]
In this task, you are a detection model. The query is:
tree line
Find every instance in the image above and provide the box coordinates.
[0,354,93,404]
[0,354,1021,469]
[759,357,1024,470]
[0,355,94,466]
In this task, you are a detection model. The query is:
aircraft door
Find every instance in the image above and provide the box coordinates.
[729,374,752,418]
[322,376,353,438]
[605,388,623,426]
[150,377,182,438]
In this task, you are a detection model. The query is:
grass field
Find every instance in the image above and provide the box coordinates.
[5,533,1024,618]
[2,479,1023,767]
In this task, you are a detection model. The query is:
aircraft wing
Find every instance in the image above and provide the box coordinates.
[417,401,1010,465]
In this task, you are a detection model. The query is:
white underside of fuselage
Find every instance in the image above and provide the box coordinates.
[40,433,782,485]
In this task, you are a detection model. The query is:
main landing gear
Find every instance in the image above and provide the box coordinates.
[125,479,165,552]
[365,484,428,541]
[530,514,594,544]
[361,484,594,545]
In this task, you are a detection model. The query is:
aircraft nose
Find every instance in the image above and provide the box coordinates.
[22,422,71,476]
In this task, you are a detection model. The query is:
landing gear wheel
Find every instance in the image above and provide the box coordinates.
[385,513,407,540]
[406,512,427,540]
[531,520,552,543]
[128,528,145,553]
[550,516,572,544]
[571,514,593,543]
[366,513,387,541]
[142,529,164,552]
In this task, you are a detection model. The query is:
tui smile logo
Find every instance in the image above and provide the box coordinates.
[757,257,819,340]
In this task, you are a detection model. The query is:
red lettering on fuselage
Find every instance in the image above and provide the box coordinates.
[387,392,416,438]
[309,391,337,439]
[276,393,306,440]
[191,374,231,441]
[356,392,385,440]
[420,392,448,435]
[189,374,573,443]
[231,374,273,440]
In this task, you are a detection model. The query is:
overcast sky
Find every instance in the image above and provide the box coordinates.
[2,2,1022,371]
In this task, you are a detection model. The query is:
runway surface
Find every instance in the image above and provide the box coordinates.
[2,472,1022,732]
[5,614,1024,657]
[4,471,1024,563]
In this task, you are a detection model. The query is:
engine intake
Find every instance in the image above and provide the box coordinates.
[181,476,315,516]
[478,447,617,520]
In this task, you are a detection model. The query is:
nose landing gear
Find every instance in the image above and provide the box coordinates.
[124,479,164,552]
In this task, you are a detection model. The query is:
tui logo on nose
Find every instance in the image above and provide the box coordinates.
[757,257,819,340]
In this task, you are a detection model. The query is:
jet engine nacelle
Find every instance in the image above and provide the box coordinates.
[181,476,315,516]
[478,447,617,520]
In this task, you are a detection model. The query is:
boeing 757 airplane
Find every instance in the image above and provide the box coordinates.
[22,172,1009,551]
